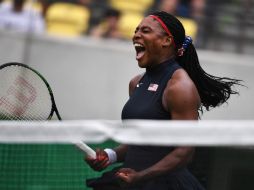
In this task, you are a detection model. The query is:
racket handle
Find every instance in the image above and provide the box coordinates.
[75,141,96,159]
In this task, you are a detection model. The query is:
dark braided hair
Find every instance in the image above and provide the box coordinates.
[151,11,242,112]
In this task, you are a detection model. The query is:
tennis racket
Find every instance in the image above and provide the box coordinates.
[0,62,96,158]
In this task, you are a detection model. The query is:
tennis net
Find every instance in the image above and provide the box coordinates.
[1,120,254,190]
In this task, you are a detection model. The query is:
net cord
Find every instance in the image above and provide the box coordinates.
[0,120,254,146]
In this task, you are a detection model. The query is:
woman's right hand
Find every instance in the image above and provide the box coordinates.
[85,149,110,171]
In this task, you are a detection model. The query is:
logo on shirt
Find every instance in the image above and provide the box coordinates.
[148,83,159,91]
[136,82,143,87]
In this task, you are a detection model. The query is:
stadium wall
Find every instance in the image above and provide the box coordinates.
[0,30,253,120]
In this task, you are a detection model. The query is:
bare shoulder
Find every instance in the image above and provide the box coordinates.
[162,69,201,119]
[167,69,197,91]
[129,73,144,96]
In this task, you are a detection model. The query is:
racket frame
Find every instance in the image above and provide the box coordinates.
[0,62,62,120]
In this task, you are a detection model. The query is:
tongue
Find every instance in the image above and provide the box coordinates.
[136,51,145,60]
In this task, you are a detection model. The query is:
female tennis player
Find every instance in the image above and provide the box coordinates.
[85,11,241,190]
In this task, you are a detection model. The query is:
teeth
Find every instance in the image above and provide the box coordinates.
[134,43,144,48]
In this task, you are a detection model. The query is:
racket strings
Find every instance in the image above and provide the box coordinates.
[0,64,53,120]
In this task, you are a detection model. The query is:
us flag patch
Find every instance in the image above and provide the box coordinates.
[148,83,159,91]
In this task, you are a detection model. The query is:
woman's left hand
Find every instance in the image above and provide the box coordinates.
[115,168,142,185]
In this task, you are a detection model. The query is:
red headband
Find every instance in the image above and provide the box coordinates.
[149,15,176,48]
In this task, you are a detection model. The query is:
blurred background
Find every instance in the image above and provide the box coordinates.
[0,0,253,120]
[0,1,254,189]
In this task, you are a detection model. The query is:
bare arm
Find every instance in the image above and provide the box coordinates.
[113,144,129,162]
[114,74,144,162]
[85,74,145,171]
[115,74,144,162]
[140,69,200,176]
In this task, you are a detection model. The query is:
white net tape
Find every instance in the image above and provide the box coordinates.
[1,120,254,146]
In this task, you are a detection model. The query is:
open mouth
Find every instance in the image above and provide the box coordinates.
[134,43,146,60]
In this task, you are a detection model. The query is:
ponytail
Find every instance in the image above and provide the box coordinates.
[176,44,242,111]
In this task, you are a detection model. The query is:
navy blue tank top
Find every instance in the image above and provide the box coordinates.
[121,59,182,171]
[86,59,205,190]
